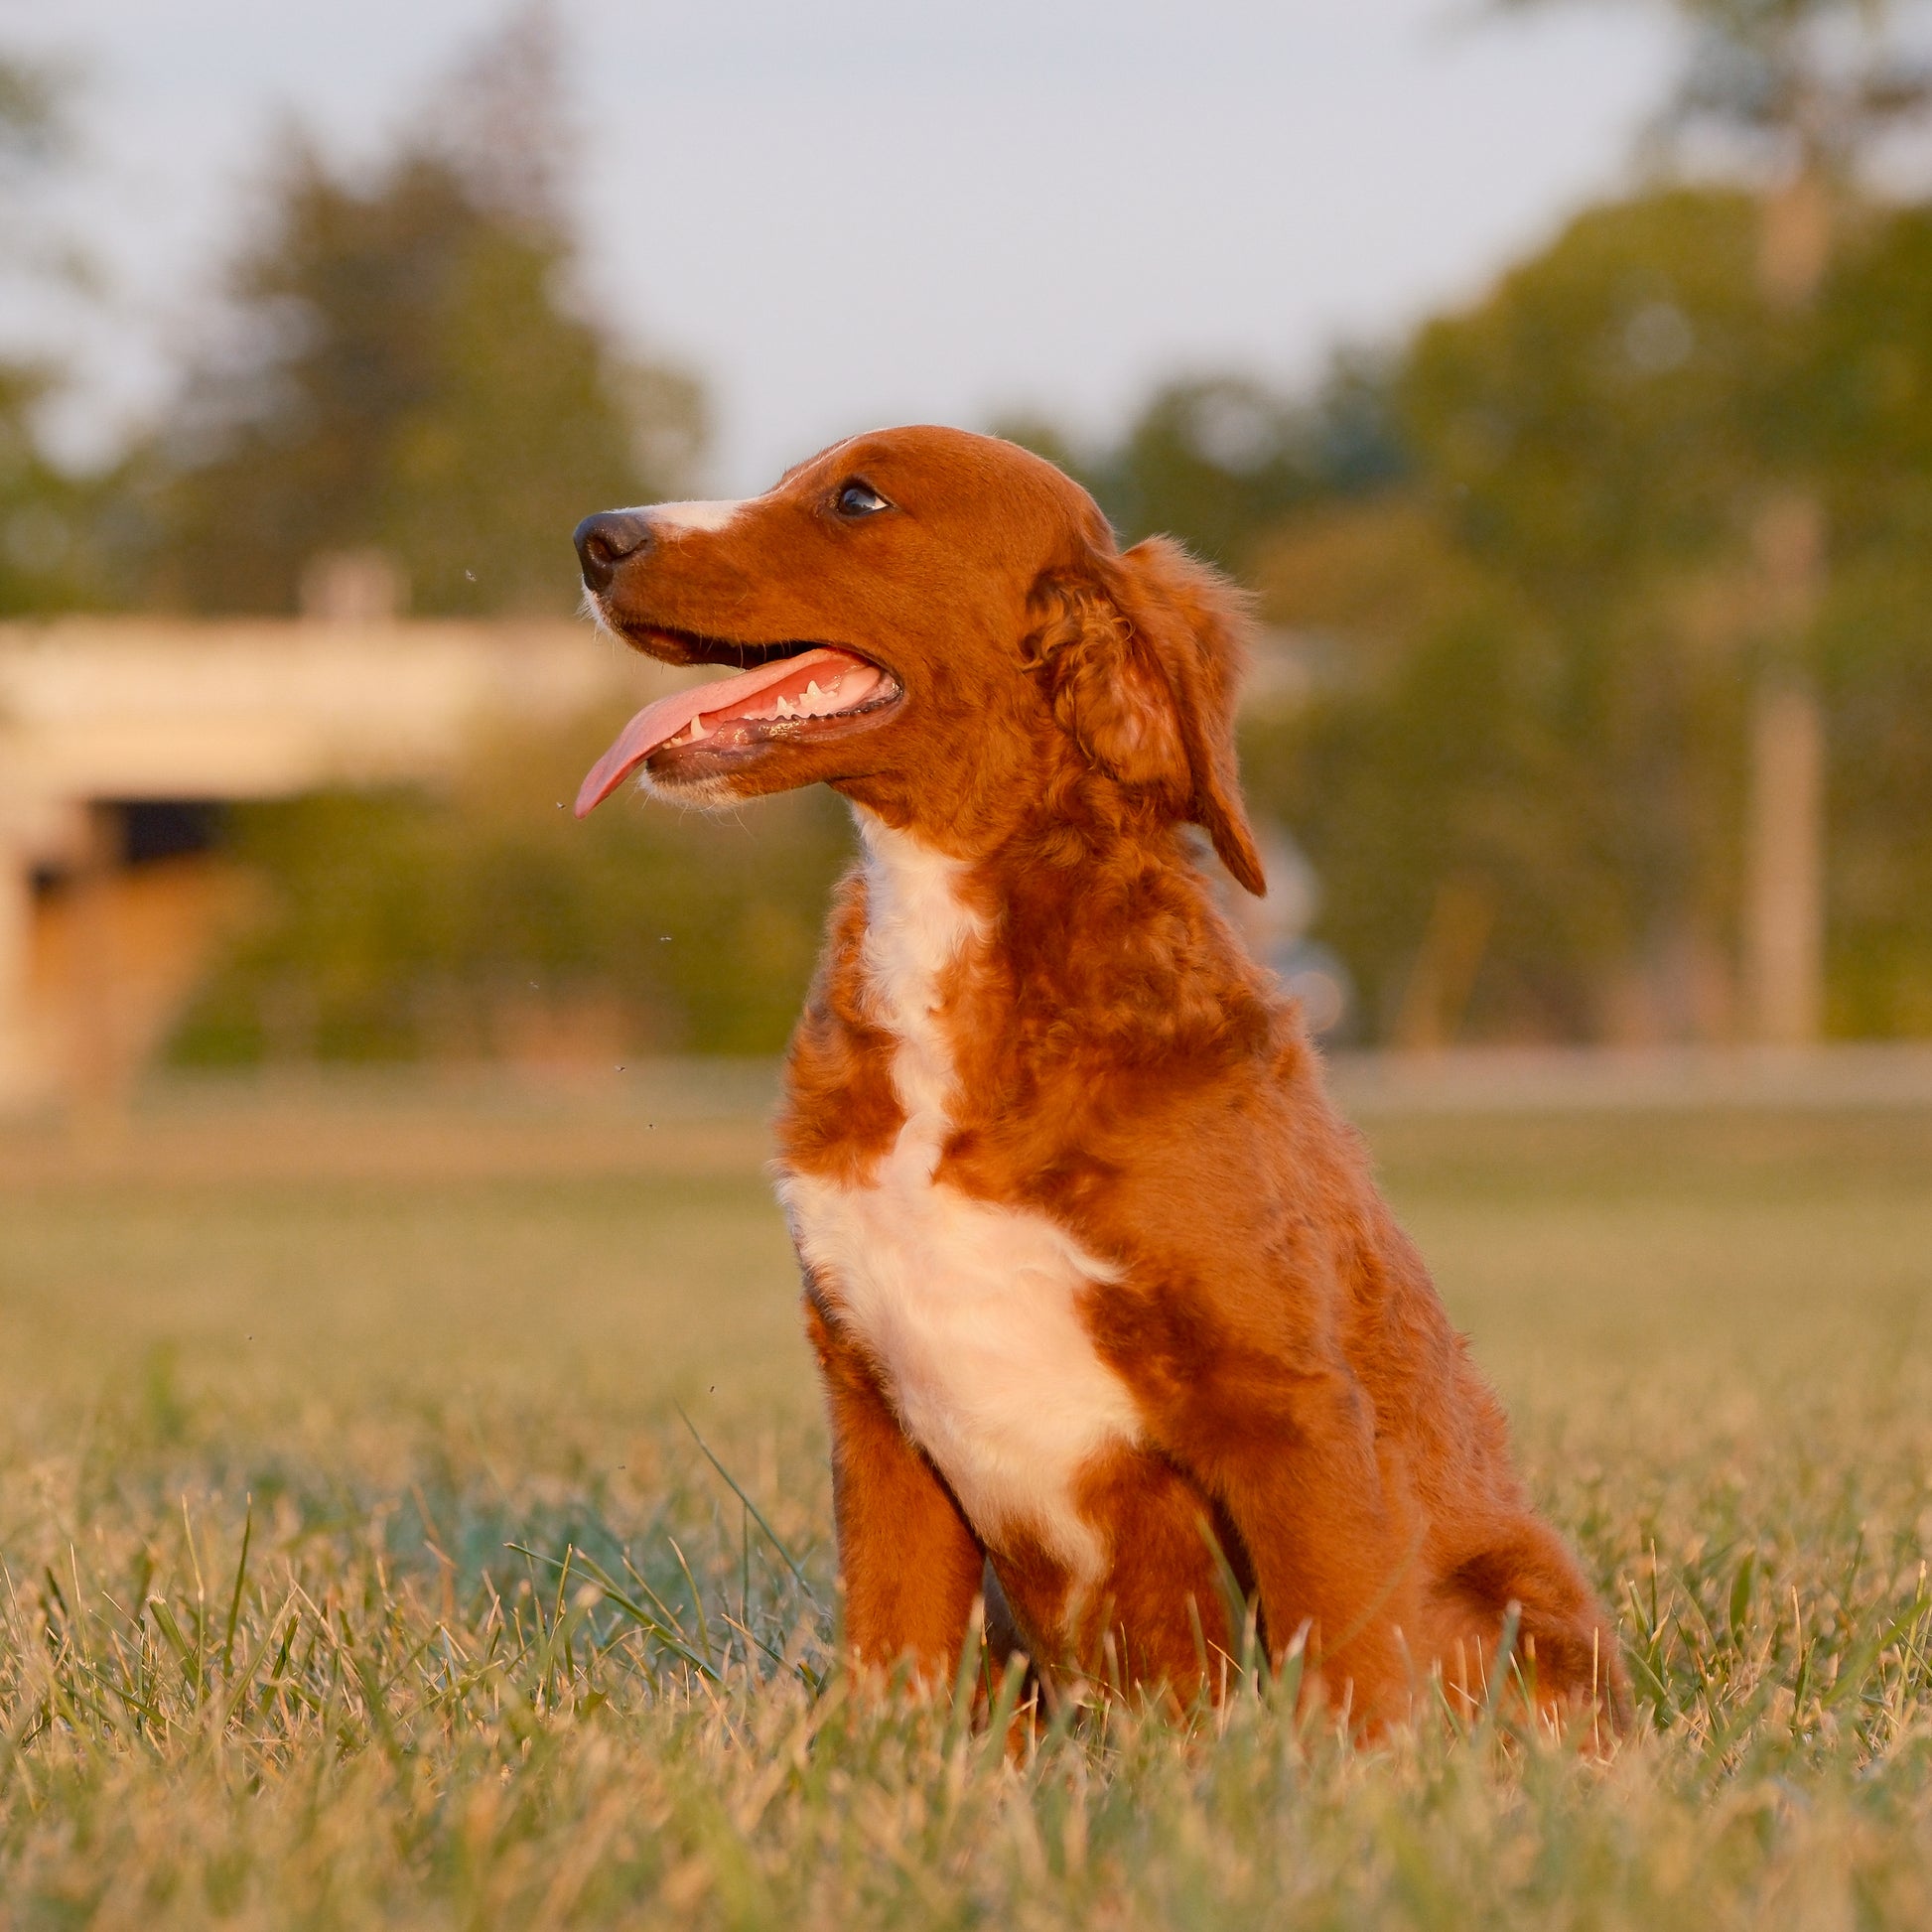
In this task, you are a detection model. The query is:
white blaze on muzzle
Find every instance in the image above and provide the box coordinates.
[644,499,747,534]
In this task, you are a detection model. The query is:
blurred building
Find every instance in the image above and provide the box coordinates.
[0,615,635,1112]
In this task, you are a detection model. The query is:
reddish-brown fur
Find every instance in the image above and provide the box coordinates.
[579,427,1627,1734]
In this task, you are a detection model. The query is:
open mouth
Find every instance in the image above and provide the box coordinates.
[575,631,901,816]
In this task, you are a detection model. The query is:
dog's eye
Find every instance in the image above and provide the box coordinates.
[835,481,891,518]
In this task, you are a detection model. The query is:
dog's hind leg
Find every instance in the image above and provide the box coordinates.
[1438,1518,1629,1734]
[803,1286,984,1689]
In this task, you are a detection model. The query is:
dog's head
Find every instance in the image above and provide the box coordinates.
[573,425,1263,894]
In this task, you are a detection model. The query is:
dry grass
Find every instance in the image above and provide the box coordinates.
[4,1078,1932,1928]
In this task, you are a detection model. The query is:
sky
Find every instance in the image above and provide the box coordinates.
[1,0,1683,492]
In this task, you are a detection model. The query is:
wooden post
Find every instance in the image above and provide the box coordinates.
[1744,676,1826,1043]
[65,802,129,1131]
[1743,171,1832,1046]
[1394,876,1497,1053]
[0,826,34,1108]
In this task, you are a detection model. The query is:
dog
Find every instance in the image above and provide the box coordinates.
[572,426,1626,1734]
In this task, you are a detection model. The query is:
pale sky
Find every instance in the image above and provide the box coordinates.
[2,0,1682,492]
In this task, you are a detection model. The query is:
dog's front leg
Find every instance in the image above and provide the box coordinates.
[1157,1354,1425,1730]
[802,1283,984,1688]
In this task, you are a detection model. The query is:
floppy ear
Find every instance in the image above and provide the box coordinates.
[1022,535,1267,896]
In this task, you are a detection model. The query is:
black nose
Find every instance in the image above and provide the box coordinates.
[573,511,652,594]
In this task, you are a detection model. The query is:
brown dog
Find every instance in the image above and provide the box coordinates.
[573,426,1625,1732]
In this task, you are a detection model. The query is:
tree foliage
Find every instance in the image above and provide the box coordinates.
[997,359,1405,575]
[1495,0,1932,170]
[134,19,700,618]
[1808,207,1932,1033]
[172,713,853,1063]
[1404,191,1791,598]
[0,50,96,618]
[1247,186,1932,1041]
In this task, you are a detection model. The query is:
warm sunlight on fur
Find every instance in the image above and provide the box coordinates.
[573,426,1627,1734]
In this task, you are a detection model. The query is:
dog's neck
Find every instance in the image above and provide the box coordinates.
[851,801,1261,1067]
[853,811,982,1129]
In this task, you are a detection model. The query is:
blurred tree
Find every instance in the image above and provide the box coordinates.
[136,5,702,618]
[994,355,1406,573]
[1098,376,1338,572]
[1249,180,1932,1045]
[1248,512,1612,1041]
[1491,0,1932,1042]
[1245,195,1765,1042]
[1807,206,1932,1035]
[1233,1,1932,1048]
[1404,191,1784,601]
[0,361,89,617]
[0,50,96,616]
[1404,185,1788,1031]
[170,710,853,1063]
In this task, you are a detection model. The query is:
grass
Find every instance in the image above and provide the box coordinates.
[4,1078,1932,1927]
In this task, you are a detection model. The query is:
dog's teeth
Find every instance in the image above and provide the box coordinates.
[690,713,709,739]
[805,680,824,711]
[775,696,794,718]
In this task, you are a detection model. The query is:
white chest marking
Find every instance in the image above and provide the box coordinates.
[779,814,1142,1617]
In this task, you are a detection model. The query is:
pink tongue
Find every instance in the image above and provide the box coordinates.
[576,646,878,817]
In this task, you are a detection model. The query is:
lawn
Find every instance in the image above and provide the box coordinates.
[3,1075,1932,1928]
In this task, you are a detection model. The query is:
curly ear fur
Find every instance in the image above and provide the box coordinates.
[1023,535,1267,896]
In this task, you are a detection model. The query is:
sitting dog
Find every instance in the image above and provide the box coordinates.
[572,426,1625,1732]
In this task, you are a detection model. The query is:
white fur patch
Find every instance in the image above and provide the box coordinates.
[779,813,1142,1627]
[647,498,746,533]
[580,583,623,642]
